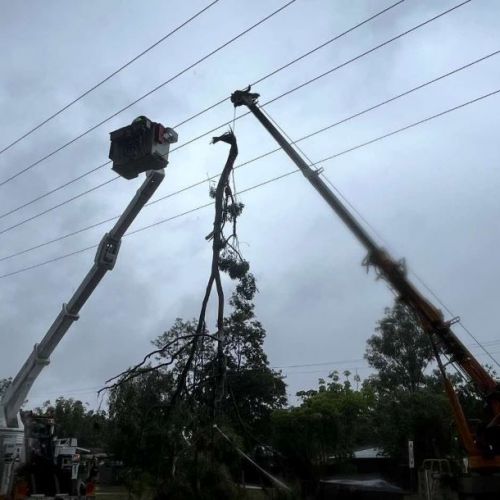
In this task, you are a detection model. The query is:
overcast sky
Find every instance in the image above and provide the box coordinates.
[0,0,499,410]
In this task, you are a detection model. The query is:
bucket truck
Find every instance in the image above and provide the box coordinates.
[0,116,177,498]
[231,87,500,496]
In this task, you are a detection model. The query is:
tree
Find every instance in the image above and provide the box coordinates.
[365,301,434,394]
[107,369,179,478]
[33,397,108,449]
[0,378,11,398]
[151,275,286,441]
[364,300,455,464]
[272,371,372,482]
[103,136,287,496]
[107,274,286,497]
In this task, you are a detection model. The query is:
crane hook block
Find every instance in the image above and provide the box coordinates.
[230,86,260,107]
[109,116,178,179]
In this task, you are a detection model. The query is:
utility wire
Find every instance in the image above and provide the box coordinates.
[1,83,499,279]
[25,346,500,402]
[411,270,500,369]
[1,50,498,241]
[263,102,500,371]
[173,0,406,128]
[147,0,475,155]
[0,0,297,188]
[0,0,464,219]
[0,177,119,236]
[0,0,405,218]
[0,1,221,157]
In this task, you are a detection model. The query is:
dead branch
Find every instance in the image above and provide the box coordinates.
[101,131,239,418]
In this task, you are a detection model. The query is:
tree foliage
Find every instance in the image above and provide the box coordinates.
[0,378,11,398]
[33,397,108,449]
[365,302,434,393]
[106,276,286,496]
[363,301,456,464]
[272,371,372,481]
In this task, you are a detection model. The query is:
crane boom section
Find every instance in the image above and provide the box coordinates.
[0,169,164,427]
[231,88,500,469]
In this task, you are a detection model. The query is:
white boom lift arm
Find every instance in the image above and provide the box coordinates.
[0,169,164,428]
[0,116,177,497]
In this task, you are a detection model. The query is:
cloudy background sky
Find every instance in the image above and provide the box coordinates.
[0,0,499,409]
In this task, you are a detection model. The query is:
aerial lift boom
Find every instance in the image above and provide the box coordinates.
[230,88,500,476]
[0,116,177,498]
[0,169,163,429]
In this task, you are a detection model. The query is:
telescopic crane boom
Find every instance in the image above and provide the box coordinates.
[230,87,500,473]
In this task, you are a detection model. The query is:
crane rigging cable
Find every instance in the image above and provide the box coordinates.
[0,0,468,194]
[0,0,221,157]
[0,0,297,188]
[0,83,499,280]
[0,0,406,217]
[0,49,498,241]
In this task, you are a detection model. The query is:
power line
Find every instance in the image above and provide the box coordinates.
[0,0,297,188]
[1,83,499,279]
[1,84,498,265]
[284,367,371,375]
[173,0,406,128]
[166,0,475,156]
[410,270,500,369]
[0,177,119,237]
[0,0,468,213]
[24,346,500,402]
[262,0,472,108]
[0,0,406,219]
[0,1,221,157]
[273,358,365,369]
[4,43,496,240]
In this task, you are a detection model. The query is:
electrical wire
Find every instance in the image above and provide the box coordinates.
[410,271,500,369]
[0,0,221,157]
[0,177,119,237]
[1,85,499,264]
[0,0,297,188]
[23,347,500,403]
[3,47,497,238]
[2,84,499,280]
[0,0,469,206]
[0,0,407,217]
[167,0,475,156]
[262,107,500,371]
[173,0,406,128]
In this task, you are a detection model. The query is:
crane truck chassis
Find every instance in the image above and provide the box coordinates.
[0,116,177,499]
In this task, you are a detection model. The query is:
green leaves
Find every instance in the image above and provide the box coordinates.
[33,397,108,448]
[365,302,434,394]
[218,254,249,280]
[272,371,373,479]
[0,377,11,397]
